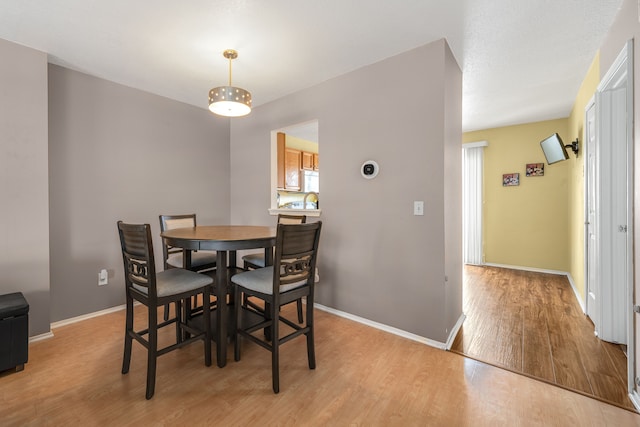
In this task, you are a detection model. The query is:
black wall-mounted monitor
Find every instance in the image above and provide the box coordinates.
[540,133,569,165]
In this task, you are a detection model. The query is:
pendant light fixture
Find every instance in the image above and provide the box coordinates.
[208,49,252,117]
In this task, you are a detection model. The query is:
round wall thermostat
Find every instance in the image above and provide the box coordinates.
[361,160,379,179]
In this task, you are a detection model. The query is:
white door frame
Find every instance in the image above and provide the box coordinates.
[584,97,598,327]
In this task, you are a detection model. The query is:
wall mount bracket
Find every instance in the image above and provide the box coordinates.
[565,138,579,155]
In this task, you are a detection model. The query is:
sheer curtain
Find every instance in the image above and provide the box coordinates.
[462,141,488,265]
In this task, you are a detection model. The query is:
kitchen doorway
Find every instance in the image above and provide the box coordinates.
[269,120,320,213]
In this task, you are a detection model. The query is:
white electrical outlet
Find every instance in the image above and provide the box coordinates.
[98,269,108,286]
[413,201,424,216]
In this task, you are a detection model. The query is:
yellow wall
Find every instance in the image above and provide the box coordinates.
[567,53,600,300]
[285,135,318,153]
[462,52,600,296]
[464,119,570,270]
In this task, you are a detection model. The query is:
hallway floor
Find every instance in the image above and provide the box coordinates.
[451,265,635,411]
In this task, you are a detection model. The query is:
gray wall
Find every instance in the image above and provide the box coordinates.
[443,43,463,335]
[230,40,463,342]
[0,39,50,335]
[48,65,231,322]
[3,35,462,343]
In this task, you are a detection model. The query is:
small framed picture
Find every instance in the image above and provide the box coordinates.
[526,163,544,177]
[503,173,519,186]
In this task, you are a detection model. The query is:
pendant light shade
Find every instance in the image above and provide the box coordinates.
[208,49,252,117]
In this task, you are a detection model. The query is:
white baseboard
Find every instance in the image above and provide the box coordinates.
[29,304,129,342]
[564,273,586,313]
[36,300,455,352]
[483,263,585,313]
[445,313,466,350]
[50,304,127,329]
[483,262,568,276]
[630,390,640,412]
[29,331,54,343]
[314,303,448,350]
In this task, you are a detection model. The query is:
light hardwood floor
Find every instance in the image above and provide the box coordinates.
[452,265,634,411]
[1,302,639,425]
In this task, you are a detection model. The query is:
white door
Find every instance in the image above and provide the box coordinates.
[585,99,599,334]
[595,44,631,345]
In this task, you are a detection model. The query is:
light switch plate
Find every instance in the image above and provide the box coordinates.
[414,201,424,216]
[98,269,108,286]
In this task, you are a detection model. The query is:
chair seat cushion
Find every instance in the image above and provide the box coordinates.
[134,268,213,298]
[167,251,216,269]
[231,266,307,295]
[241,252,266,268]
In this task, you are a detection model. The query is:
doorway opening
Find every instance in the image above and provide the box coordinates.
[457,41,636,410]
[269,120,320,214]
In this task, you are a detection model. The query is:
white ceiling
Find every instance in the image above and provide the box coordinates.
[0,0,623,132]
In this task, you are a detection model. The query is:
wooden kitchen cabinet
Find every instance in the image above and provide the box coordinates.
[302,151,314,170]
[277,133,302,190]
[277,132,317,190]
[284,148,301,190]
[302,151,319,171]
[277,132,286,189]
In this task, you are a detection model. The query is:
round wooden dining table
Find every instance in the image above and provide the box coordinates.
[160,225,276,367]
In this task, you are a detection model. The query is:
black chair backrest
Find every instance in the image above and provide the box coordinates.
[273,222,322,290]
[118,221,157,299]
